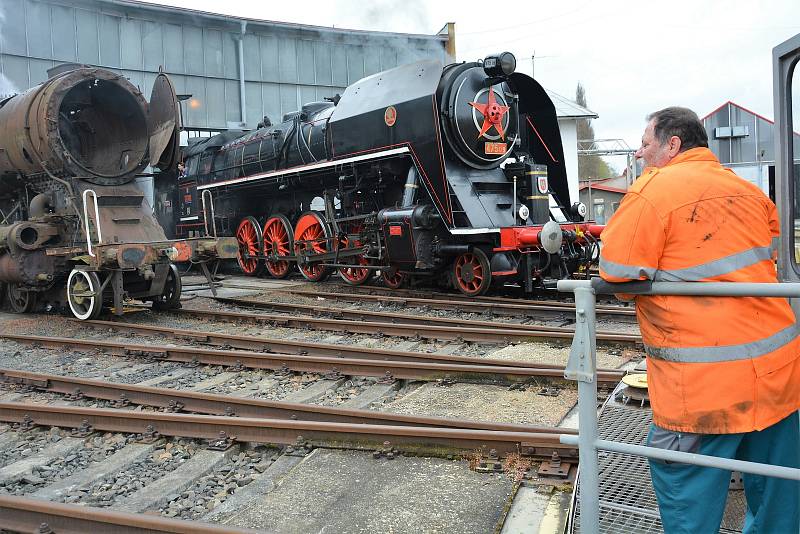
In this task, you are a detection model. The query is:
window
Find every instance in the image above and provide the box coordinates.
[593,199,606,225]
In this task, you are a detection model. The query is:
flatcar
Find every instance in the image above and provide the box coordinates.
[177,53,601,296]
[0,64,237,319]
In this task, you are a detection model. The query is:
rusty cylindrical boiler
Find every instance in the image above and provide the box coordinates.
[0,67,150,186]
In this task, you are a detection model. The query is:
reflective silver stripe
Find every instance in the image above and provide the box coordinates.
[645,323,800,363]
[654,246,772,282]
[599,257,656,280]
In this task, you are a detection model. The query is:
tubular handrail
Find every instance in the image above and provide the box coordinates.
[201,189,217,237]
[81,189,102,258]
[557,278,800,533]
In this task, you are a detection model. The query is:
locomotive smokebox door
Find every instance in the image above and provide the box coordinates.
[439,68,518,170]
[148,73,181,170]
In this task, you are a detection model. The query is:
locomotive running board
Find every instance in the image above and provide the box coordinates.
[196,147,411,191]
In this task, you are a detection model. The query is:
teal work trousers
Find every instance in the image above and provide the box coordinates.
[647,411,800,534]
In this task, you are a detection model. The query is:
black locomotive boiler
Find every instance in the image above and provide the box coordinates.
[177,53,601,296]
[0,64,237,319]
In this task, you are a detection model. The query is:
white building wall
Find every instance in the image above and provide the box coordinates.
[558,119,580,204]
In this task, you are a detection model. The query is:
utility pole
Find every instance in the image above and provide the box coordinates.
[531,51,535,78]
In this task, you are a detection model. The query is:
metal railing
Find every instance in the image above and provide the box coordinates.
[557,278,800,533]
[82,189,102,257]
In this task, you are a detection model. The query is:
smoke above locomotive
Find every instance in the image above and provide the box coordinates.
[0,64,236,318]
[180,53,601,295]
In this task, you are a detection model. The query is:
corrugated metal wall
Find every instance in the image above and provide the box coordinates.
[703,102,800,194]
[0,0,449,129]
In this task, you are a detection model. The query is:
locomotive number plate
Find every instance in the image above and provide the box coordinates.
[484,142,507,155]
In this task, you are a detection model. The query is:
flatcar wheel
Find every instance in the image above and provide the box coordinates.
[263,215,294,279]
[236,216,265,276]
[452,248,492,297]
[6,283,37,314]
[152,263,182,310]
[294,212,332,282]
[381,267,406,289]
[66,269,103,320]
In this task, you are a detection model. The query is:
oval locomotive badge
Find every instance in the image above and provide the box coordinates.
[384,106,397,127]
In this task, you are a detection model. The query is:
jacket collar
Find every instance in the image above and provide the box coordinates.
[663,147,719,167]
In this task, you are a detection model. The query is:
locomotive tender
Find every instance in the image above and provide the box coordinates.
[0,65,237,319]
[179,53,601,296]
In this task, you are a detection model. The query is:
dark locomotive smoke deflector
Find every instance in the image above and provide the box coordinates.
[196,146,411,191]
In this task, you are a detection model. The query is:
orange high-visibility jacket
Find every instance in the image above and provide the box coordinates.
[600,147,800,434]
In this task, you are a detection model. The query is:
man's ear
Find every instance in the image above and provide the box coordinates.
[668,135,682,157]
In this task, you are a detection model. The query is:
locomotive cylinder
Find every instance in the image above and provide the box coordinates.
[0,68,150,186]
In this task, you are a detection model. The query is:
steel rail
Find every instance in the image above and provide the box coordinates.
[278,288,636,316]
[0,333,625,384]
[75,319,628,377]
[0,368,579,435]
[0,494,256,533]
[0,402,575,456]
[212,296,636,332]
[166,307,641,344]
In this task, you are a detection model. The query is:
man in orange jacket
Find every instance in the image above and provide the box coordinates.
[600,107,799,533]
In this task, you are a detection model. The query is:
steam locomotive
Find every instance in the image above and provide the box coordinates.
[177,53,601,296]
[0,64,237,319]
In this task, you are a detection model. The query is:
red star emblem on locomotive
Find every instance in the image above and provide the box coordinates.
[469,87,510,140]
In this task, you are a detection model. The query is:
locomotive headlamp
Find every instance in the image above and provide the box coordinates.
[571,202,587,221]
[483,52,516,78]
[518,204,530,221]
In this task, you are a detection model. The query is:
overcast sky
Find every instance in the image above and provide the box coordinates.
[140,1,800,165]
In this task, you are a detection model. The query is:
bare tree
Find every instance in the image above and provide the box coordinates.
[576,83,614,180]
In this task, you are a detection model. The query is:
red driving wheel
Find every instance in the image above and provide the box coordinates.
[381,266,406,289]
[294,212,332,282]
[235,216,264,276]
[338,224,373,285]
[263,215,294,279]
[452,248,492,296]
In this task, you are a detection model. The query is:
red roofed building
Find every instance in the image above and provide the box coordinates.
[578,176,628,224]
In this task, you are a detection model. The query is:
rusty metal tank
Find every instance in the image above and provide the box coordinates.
[0,65,179,187]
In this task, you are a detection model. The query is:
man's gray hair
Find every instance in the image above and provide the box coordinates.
[647,107,709,151]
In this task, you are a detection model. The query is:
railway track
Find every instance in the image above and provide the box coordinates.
[274,287,635,318]
[0,402,569,457]
[0,276,635,531]
[0,368,578,441]
[0,494,256,533]
[0,369,580,531]
[212,296,637,332]
[187,277,627,309]
[167,304,641,344]
[0,331,624,385]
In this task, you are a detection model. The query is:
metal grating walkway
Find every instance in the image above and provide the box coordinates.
[570,399,746,533]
